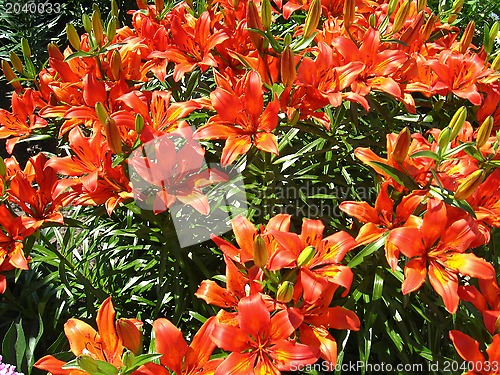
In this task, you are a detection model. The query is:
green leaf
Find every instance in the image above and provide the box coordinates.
[429,186,476,218]
[348,234,387,268]
[63,50,94,61]
[15,320,26,371]
[370,161,419,190]
[410,150,439,161]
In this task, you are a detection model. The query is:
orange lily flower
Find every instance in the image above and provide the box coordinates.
[290,283,360,365]
[427,51,492,106]
[35,297,148,373]
[0,89,48,154]
[193,71,280,166]
[147,7,228,81]
[449,330,500,375]
[210,293,319,375]
[387,199,495,313]
[45,125,133,215]
[128,132,227,215]
[339,181,426,269]
[0,205,35,293]
[7,153,70,229]
[269,218,357,304]
[459,277,500,334]
[152,317,223,375]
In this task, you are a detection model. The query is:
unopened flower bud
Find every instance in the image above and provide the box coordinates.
[9,52,23,73]
[21,38,31,58]
[368,13,377,28]
[276,281,294,303]
[458,21,474,54]
[437,127,452,151]
[122,350,135,368]
[117,318,143,355]
[393,127,411,163]
[476,116,494,148]
[82,14,92,33]
[261,0,272,30]
[95,102,109,125]
[417,0,427,12]
[135,114,145,134]
[92,10,104,46]
[106,18,117,42]
[105,117,123,154]
[111,0,119,17]
[77,355,99,374]
[454,169,486,200]
[1,60,22,91]
[48,43,64,60]
[155,0,165,13]
[280,46,296,87]
[392,0,411,34]
[253,235,268,268]
[297,245,316,267]
[284,33,292,46]
[289,109,300,126]
[66,23,81,50]
[492,53,500,71]
[247,1,265,50]
[449,106,467,140]
[304,0,322,38]
[486,22,500,55]
[447,0,463,24]
[110,50,122,80]
[343,0,355,29]
[421,13,437,42]
[0,157,6,178]
[387,0,398,16]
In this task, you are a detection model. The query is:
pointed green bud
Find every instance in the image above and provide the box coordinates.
[76,355,99,374]
[454,169,486,200]
[276,281,295,303]
[9,52,23,73]
[449,106,467,140]
[297,245,316,267]
[387,0,398,15]
[95,102,108,125]
[284,33,292,46]
[21,38,31,58]
[476,116,494,148]
[253,235,268,268]
[135,114,145,134]
[92,10,104,46]
[261,0,272,30]
[438,127,452,151]
[122,350,135,368]
[0,156,6,178]
[107,18,117,41]
[303,0,322,38]
[82,14,92,33]
[111,0,119,17]
[66,23,81,50]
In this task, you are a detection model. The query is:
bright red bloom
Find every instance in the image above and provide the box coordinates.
[340,182,426,269]
[0,89,48,153]
[387,199,495,313]
[0,205,35,293]
[193,71,280,166]
[269,218,357,304]
[152,317,223,375]
[7,153,70,229]
[128,131,227,215]
[211,293,319,375]
[35,297,154,374]
[450,330,500,375]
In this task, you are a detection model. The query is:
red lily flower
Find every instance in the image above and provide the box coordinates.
[0,89,48,153]
[339,182,426,269]
[450,330,500,375]
[152,317,223,375]
[427,51,492,106]
[7,153,70,229]
[0,205,35,293]
[387,199,495,313]
[35,297,150,373]
[459,277,500,334]
[210,293,319,375]
[193,71,280,166]
[269,218,358,304]
[128,131,227,215]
